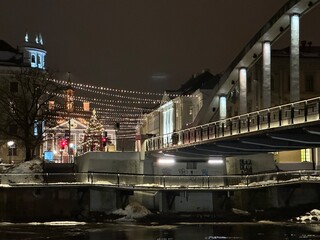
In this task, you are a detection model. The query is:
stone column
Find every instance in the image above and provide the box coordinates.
[290,14,300,102]
[239,68,247,114]
[262,41,271,108]
[219,95,227,120]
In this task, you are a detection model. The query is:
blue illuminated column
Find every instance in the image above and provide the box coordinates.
[239,68,247,114]
[290,14,300,102]
[219,95,227,120]
[262,41,271,108]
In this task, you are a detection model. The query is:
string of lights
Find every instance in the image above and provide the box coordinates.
[65,105,143,116]
[51,107,142,127]
[48,78,184,97]
[100,117,143,122]
[54,92,155,105]
[52,92,151,112]
[71,84,162,103]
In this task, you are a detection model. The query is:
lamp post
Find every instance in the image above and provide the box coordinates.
[7,140,14,164]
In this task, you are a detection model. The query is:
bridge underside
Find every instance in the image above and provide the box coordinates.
[150,124,320,159]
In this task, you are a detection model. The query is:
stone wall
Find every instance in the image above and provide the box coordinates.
[75,151,143,174]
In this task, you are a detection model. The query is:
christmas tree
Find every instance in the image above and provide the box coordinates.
[82,109,104,152]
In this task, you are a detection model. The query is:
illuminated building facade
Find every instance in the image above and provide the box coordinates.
[0,33,47,163]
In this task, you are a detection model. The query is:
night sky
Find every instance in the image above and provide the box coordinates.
[1,0,320,94]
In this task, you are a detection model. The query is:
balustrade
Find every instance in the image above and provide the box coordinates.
[1,170,320,190]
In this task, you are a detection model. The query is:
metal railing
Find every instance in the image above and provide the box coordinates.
[1,170,320,190]
[145,97,320,151]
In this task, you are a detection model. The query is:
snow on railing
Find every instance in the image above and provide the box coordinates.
[1,170,320,190]
[145,96,320,151]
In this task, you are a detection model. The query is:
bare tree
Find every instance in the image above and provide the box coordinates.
[0,68,65,161]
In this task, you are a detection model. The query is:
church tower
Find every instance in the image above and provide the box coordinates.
[21,32,47,69]
[65,72,75,112]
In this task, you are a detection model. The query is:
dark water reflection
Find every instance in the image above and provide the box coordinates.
[1,221,320,240]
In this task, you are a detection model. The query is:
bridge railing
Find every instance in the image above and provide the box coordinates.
[146,96,320,151]
[1,170,320,190]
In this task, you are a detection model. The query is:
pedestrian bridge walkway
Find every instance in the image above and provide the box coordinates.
[1,170,320,191]
[146,96,320,155]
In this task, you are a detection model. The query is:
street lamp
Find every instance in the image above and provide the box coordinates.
[7,140,15,164]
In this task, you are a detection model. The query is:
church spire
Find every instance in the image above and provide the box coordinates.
[39,33,43,45]
[25,32,29,42]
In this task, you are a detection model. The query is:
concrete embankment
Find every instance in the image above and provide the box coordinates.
[0,183,320,222]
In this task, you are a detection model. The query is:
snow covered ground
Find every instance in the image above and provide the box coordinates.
[0,159,44,185]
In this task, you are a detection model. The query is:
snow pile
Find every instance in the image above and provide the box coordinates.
[113,202,151,221]
[1,159,44,184]
[232,208,250,216]
[28,221,87,226]
[296,209,320,223]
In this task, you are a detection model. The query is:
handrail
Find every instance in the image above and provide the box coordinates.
[145,96,320,151]
[1,170,320,190]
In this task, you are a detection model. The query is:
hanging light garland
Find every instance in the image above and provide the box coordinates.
[48,78,186,98]
[71,84,162,103]
[52,92,151,112]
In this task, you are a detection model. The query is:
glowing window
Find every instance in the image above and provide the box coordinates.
[301,149,312,162]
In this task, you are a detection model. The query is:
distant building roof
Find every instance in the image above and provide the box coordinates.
[272,44,320,58]
[174,70,221,95]
[0,40,23,66]
[0,40,18,53]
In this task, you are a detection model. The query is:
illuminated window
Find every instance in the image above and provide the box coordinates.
[8,147,17,156]
[301,149,312,162]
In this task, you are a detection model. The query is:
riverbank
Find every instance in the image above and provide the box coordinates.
[85,202,320,225]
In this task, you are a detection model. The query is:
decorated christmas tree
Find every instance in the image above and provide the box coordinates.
[82,109,104,152]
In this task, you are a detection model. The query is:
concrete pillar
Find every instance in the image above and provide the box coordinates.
[219,95,227,120]
[290,14,300,102]
[314,148,320,170]
[262,41,271,108]
[239,68,247,114]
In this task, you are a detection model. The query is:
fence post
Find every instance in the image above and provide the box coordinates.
[246,175,249,187]
[207,175,210,189]
[279,108,282,126]
[299,170,302,181]
[229,120,233,136]
[163,176,166,188]
[304,101,308,122]
[117,174,120,187]
[291,105,294,124]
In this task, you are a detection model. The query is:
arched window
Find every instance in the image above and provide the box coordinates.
[31,55,36,63]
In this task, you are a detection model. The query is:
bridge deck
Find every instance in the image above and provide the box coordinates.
[146,96,320,155]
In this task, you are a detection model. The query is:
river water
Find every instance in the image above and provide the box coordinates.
[1,221,320,240]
